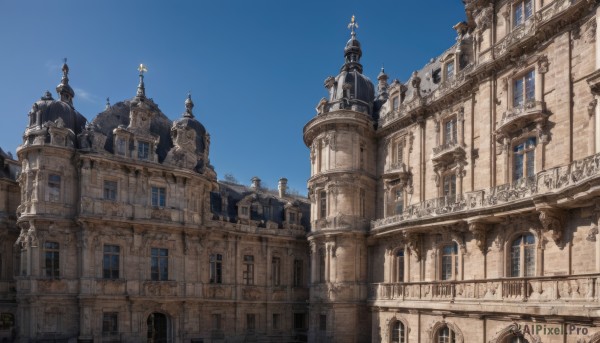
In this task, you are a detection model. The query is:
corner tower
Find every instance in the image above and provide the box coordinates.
[303,16,376,343]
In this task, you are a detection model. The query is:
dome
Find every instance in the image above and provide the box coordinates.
[27,91,87,136]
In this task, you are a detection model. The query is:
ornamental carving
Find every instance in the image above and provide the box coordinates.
[468,222,488,253]
[538,208,565,244]
[403,232,422,261]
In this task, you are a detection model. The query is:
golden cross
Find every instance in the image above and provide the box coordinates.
[348,15,358,33]
[138,63,148,75]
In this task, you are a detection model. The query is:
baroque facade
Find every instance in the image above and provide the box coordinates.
[0,62,310,342]
[304,1,600,343]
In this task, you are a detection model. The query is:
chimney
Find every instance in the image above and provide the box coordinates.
[278,177,288,198]
[251,176,261,190]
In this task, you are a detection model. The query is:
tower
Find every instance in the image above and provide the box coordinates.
[303,16,376,343]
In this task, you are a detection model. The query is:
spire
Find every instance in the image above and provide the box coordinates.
[377,66,389,100]
[183,92,194,118]
[56,58,75,104]
[136,63,147,98]
[343,15,363,73]
[105,97,111,110]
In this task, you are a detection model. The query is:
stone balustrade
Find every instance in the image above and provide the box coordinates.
[368,274,600,302]
[372,149,600,229]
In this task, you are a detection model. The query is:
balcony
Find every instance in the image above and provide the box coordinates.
[372,149,600,230]
[432,140,466,169]
[382,161,410,182]
[369,274,600,304]
[496,100,547,141]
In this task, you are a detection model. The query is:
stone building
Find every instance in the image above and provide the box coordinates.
[304,1,600,343]
[0,61,310,342]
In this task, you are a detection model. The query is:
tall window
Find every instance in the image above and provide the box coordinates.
[443,174,457,199]
[246,314,256,332]
[511,233,535,277]
[513,70,535,107]
[360,144,365,169]
[394,250,404,283]
[243,255,254,285]
[151,186,166,208]
[395,142,403,164]
[513,137,536,181]
[104,180,118,201]
[391,321,405,343]
[212,314,222,331]
[437,326,456,343]
[48,174,61,202]
[445,61,455,80]
[116,137,127,156]
[441,243,458,281]
[44,242,60,278]
[210,254,223,284]
[293,259,303,287]
[394,189,404,215]
[392,96,399,111]
[272,257,281,286]
[514,0,533,27]
[444,117,458,144]
[103,245,120,279]
[319,250,326,283]
[150,248,168,281]
[272,313,281,330]
[102,312,118,336]
[319,191,327,218]
[288,212,297,224]
[360,188,366,218]
[138,141,150,160]
[319,315,327,331]
[294,313,306,330]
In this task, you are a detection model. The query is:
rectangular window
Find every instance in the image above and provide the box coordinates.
[246,314,256,332]
[102,312,118,335]
[513,137,536,181]
[432,68,441,84]
[241,206,249,216]
[395,142,403,164]
[441,244,458,281]
[294,313,306,330]
[445,61,454,80]
[514,0,533,27]
[444,118,457,144]
[103,180,118,201]
[263,205,271,220]
[319,251,326,283]
[272,257,281,286]
[289,212,297,224]
[392,96,399,111]
[151,186,166,208]
[360,188,366,218]
[48,174,61,202]
[513,70,535,107]
[44,242,60,278]
[319,314,327,331]
[243,255,254,285]
[212,314,222,330]
[319,191,327,218]
[272,313,280,330]
[395,189,404,215]
[103,245,120,279]
[116,137,127,156]
[443,174,457,199]
[0,313,14,331]
[210,253,223,284]
[293,259,303,287]
[150,248,168,281]
[138,141,150,160]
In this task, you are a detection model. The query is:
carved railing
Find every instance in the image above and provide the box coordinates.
[432,140,461,156]
[369,274,600,302]
[372,151,600,229]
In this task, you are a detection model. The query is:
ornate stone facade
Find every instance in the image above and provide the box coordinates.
[0,64,310,342]
[305,1,600,342]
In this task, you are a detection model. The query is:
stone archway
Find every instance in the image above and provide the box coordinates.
[147,312,171,343]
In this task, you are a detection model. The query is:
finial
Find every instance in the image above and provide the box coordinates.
[105,97,111,110]
[56,58,74,104]
[183,92,194,118]
[347,15,359,35]
[136,63,147,98]
[61,58,69,79]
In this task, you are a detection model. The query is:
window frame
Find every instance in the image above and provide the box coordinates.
[102,312,119,336]
[47,174,61,202]
[137,140,150,160]
[243,255,255,285]
[272,256,281,286]
[319,190,327,219]
[440,243,459,281]
[513,0,534,28]
[150,247,169,281]
[512,69,535,108]
[210,253,223,284]
[393,249,405,283]
[509,233,536,277]
[390,320,406,343]
[246,313,256,332]
[102,244,120,279]
[443,116,458,145]
[437,326,456,343]
[512,137,537,182]
[293,259,303,287]
[151,186,166,208]
[44,241,60,279]
[103,180,118,201]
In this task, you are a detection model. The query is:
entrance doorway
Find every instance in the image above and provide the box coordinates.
[147,312,170,343]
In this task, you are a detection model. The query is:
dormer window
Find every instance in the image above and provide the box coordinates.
[116,138,127,156]
[514,0,533,28]
[445,61,455,80]
[138,141,150,160]
[289,212,297,224]
[432,68,441,84]
[392,96,399,111]
[241,206,249,216]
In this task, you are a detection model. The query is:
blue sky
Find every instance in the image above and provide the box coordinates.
[0,1,466,194]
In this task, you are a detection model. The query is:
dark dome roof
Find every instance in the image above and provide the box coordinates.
[330,70,375,107]
[90,98,173,162]
[28,91,87,136]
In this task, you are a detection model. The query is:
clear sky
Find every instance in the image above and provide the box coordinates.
[0,1,466,194]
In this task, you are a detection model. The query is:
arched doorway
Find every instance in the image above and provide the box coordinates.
[147,312,171,343]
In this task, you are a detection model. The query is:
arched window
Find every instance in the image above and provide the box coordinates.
[510,233,535,277]
[390,320,405,343]
[441,243,458,281]
[394,250,404,282]
[437,326,456,343]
